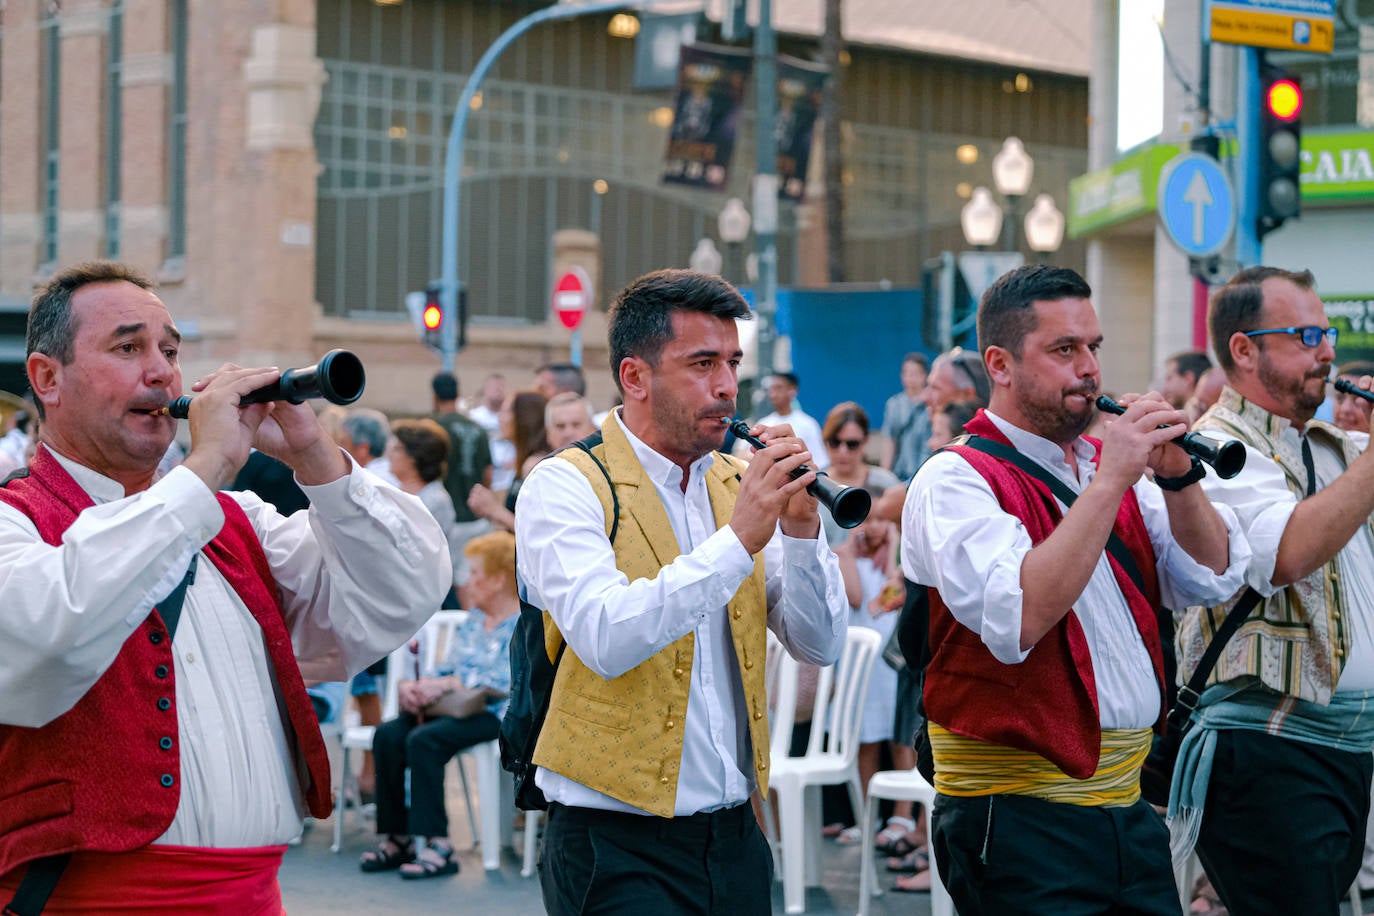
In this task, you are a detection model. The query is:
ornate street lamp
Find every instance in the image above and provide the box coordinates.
[717,198,751,285]
[960,187,1003,249]
[1024,193,1065,259]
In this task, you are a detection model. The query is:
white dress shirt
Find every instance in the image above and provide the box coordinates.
[902,411,1251,729]
[1199,431,1374,692]
[0,448,452,847]
[516,412,848,816]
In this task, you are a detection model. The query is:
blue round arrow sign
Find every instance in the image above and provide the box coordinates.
[1157,153,1236,258]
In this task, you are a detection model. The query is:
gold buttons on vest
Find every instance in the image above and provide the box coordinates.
[753,710,763,720]
[660,776,670,785]
[733,610,741,620]
[674,668,684,677]
[665,719,675,729]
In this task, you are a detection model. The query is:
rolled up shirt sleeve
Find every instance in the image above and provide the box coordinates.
[901,452,1032,665]
[1197,442,1297,598]
[242,452,454,679]
[1133,473,1253,609]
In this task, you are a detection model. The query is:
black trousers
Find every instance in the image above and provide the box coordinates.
[1197,729,1373,916]
[932,792,1181,916]
[371,711,500,838]
[538,801,773,916]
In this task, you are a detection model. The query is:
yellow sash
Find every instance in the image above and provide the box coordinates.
[928,723,1152,807]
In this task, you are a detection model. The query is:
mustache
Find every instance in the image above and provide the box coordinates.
[1068,380,1099,398]
[702,402,736,419]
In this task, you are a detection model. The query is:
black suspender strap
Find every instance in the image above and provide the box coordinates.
[4,555,200,916]
[156,555,199,641]
[3,856,69,916]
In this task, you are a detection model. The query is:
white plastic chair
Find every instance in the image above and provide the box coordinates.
[766,626,883,915]
[453,737,515,870]
[331,610,466,853]
[856,767,953,916]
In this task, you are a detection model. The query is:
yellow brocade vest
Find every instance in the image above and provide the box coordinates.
[531,417,771,817]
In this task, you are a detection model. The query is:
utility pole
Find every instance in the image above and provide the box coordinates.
[752,0,780,385]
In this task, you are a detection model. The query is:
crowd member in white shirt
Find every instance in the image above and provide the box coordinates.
[746,371,830,471]
[0,261,451,914]
[903,264,1247,916]
[516,268,848,915]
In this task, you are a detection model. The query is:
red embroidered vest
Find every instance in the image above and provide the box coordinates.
[0,448,333,877]
[922,411,1166,780]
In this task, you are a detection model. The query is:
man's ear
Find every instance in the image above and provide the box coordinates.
[26,353,59,416]
[618,356,651,403]
[984,345,1014,389]
[1229,332,1258,374]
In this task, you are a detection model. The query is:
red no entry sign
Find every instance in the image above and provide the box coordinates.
[552,268,592,331]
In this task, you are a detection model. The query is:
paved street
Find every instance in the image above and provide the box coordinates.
[279,754,932,916]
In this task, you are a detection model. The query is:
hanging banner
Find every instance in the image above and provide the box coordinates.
[662,43,752,191]
[775,56,828,202]
[1325,293,1374,364]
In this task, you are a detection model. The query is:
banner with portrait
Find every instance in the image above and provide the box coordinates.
[662,43,752,191]
[775,56,828,202]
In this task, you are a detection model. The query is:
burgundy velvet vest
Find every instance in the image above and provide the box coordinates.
[922,411,1166,780]
[0,448,332,878]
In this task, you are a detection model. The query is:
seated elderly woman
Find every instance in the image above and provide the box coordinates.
[358,531,520,879]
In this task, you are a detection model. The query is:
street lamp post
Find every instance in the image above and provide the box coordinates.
[717,197,751,286]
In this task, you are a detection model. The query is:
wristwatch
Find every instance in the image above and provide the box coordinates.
[1155,455,1206,491]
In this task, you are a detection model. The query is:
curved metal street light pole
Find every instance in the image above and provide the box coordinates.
[439,0,639,372]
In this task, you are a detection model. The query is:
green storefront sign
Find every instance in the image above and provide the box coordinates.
[1301,130,1374,203]
[1326,293,1374,365]
[1070,129,1374,237]
[1068,143,1179,238]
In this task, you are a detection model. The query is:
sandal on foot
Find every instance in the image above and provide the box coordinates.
[821,822,848,839]
[399,844,459,880]
[893,869,932,893]
[874,816,917,854]
[834,826,863,845]
[886,849,929,873]
[359,836,414,873]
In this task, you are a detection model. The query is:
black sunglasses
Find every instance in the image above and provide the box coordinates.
[828,438,864,451]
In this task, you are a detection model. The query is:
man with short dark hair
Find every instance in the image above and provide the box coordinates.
[1175,266,1374,916]
[0,261,450,911]
[755,370,829,470]
[903,264,1247,915]
[516,268,847,914]
[431,373,494,602]
[1161,350,1213,410]
[881,352,932,482]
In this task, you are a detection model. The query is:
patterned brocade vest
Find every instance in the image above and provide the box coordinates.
[1180,386,1368,704]
[531,418,771,817]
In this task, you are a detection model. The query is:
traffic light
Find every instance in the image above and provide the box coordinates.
[1257,62,1302,239]
[421,284,443,353]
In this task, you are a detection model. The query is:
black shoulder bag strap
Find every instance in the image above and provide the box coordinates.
[954,434,1147,594]
[954,433,1262,731]
[5,557,199,916]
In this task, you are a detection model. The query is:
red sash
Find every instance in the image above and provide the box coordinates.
[0,845,288,915]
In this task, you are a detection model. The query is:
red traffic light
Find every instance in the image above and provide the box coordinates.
[422,303,443,331]
[1266,79,1302,121]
